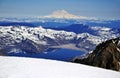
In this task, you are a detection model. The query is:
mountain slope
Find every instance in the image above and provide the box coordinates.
[0,25,119,56]
[72,38,120,71]
[0,26,77,54]
[0,56,120,78]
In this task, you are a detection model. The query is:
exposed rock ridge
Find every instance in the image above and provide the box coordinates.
[73,38,120,71]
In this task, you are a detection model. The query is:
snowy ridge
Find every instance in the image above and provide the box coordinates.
[0,26,118,45]
[0,26,79,53]
[0,56,120,78]
[77,33,103,44]
[0,26,76,45]
[0,25,119,53]
[90,26,120,39]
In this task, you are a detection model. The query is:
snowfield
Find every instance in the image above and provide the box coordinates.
[0,56,120,78]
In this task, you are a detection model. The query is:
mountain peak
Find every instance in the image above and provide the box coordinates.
[43,10,80,19]
[52,10,68,15]
[41,10,97,20]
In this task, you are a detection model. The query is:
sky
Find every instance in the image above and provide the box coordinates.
[0,0,120,19]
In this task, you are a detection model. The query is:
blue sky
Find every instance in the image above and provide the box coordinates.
[0,0,120,19]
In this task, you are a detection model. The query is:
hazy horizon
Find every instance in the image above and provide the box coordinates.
[0,0,120,19]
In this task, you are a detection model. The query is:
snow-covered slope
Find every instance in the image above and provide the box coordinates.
[0,56,119,78]
[0,26,76,45]
[0,25,119,54]
[0,26,78,54]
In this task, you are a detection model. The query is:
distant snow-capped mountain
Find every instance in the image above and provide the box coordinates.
[42,10,80,19]
[41,10,96,20]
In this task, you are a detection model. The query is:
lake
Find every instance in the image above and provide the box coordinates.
[8,48,85,61]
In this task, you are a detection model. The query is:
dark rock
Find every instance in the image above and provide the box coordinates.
[72,38,120,71]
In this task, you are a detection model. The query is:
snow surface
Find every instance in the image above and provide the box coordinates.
[0,56,120,78]
[0,25,119,45]
[0,26,76,45]
[77,33,102,44]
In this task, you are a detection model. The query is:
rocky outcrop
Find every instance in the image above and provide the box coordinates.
[72,38,120,71]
